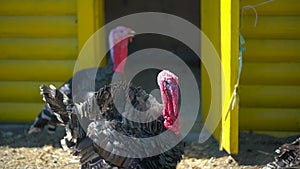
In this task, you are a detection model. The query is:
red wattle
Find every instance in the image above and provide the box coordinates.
[158,70,180,135]
[163,87,180,135]
[164,116,180,135]
[113,38,129,73]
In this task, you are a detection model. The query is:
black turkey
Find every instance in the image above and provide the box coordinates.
[40,70,184,169]
[28,26,135,134]
[265,137,300,169]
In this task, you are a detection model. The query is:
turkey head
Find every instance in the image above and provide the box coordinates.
[157,70,180,135]
[109,26,135,73]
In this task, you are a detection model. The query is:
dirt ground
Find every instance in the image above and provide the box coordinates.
[0,124,298,169]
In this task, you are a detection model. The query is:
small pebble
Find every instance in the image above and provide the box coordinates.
[226,156,235,164]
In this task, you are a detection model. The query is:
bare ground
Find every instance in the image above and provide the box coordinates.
[0,124,298,169]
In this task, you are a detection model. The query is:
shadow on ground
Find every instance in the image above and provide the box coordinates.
[182,131,299,167]
[0,124,65,148]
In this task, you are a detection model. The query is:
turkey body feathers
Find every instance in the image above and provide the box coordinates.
[40,82,184,169]
[266,137,300,169]
[28,66,114,134]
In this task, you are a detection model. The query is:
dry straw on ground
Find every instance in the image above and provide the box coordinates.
[0,124,297,169]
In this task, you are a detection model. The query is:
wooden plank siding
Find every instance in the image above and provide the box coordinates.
[240,0,300,132]
[201,0,239,154]
[0,0,105,122]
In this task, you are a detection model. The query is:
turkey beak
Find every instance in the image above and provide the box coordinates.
[128,30,135,42]
[129,30,136,37]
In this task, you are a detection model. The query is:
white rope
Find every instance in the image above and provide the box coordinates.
[222,0,275,119]
[241,0,274,27]
[223,33,246,120]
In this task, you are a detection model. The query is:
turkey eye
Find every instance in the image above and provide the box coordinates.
[164,81,172,96]
[164,81,170,89]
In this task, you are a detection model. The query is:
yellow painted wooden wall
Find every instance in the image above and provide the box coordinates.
[240,0,300,132]
[202,0,300,154]
[0,0,104,122]
[201,0,239,154]
[220,0,239,154]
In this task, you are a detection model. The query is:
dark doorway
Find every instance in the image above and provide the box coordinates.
[104,0,200,64]
[104,0,201,141]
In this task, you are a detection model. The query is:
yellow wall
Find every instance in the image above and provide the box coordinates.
[201,0,221,142]
[0,0,105,122]
[240,0,300,132]
[220,0,239,154]
[202,0,300,154]
[201,0,239,154]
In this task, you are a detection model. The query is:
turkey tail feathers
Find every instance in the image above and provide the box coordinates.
[40,84,72,125]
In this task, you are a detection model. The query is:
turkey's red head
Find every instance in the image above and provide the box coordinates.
[157,70,180,135]
[109,26,135,73]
